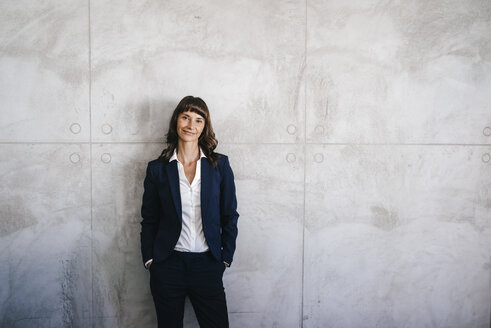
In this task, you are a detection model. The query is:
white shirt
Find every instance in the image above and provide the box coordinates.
[171,148,209,253]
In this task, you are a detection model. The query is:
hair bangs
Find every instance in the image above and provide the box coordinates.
[185,105,207,120]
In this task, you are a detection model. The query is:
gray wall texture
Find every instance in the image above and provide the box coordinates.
[1,0,490,327]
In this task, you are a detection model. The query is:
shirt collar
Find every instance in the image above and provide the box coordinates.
[170,148,206,163]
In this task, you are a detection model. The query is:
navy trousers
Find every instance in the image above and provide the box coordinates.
[150,251,229,328]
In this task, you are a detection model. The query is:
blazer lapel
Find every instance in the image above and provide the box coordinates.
[165,160,182,221]
[200,158,212,219]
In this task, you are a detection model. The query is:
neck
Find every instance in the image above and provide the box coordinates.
[177,141,200,164]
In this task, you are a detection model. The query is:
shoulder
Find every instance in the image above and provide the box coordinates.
[148,158,160,165]
[213,152,230,168]
[146,157,169,173]
[201,152,231,172]
[215,152,227,161]
[148,157,166,167]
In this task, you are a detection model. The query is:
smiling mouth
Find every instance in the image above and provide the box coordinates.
[183,130,195,135]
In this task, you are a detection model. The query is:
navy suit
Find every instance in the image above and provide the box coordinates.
[140,153,239,328]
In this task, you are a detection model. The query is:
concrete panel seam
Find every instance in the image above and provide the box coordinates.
[2,142,491,146]
[88,0,94,324]
[301,0,308,327]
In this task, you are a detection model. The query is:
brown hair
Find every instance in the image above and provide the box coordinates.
[159,96,220,167]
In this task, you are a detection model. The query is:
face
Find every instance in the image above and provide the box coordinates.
[176,110,205,143]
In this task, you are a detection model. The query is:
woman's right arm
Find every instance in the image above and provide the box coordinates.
[140,162,160,268]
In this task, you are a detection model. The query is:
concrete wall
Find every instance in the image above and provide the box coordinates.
[1,1,490,327]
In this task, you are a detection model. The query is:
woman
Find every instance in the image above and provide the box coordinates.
[140,96,239,328]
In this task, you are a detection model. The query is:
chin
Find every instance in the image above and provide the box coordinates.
[179,135,197,142]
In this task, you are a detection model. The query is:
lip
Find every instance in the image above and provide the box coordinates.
[183,130,195,135]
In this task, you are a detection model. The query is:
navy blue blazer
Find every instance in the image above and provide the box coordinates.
[140,153,239,267]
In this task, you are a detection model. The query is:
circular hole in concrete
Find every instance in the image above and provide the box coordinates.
[286,153,296,163]
[70,123,81,134]
[101,153,112,164]
[102,123,113,135]
[69,153,80,164]
[287,124,297,135]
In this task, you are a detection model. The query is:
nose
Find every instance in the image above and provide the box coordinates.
[186,120,197,131]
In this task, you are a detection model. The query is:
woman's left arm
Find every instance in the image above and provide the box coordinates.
[219,156,239,267]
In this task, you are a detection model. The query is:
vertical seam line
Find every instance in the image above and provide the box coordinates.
[88,0,93,325]
[301,0,308,327]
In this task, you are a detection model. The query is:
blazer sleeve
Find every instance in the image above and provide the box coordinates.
[219,156,239,266]
[140,162,160,266]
